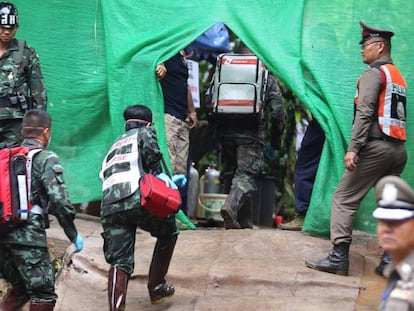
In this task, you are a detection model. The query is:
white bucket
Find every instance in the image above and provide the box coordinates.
[197,193,227,221]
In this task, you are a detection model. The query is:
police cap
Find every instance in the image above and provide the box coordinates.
[373,176,414,221]
[359,21,394,44]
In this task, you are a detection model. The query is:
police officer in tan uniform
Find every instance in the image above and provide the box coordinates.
[373,176,414,311]
[305,21,407,276]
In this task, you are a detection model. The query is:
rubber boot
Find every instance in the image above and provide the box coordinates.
[305,243,350,276]
[220,187,245,229]
[29,301,55,311]
[375,251,392,277]
[0,286,30,311]
[237,192,253,229]
[148,235,177,305]
[108,266,129,311]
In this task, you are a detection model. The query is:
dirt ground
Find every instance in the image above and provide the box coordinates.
[0,215,386,310]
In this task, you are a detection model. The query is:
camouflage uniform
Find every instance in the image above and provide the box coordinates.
[218,73,285,228]
[100,127,179,275]
[0,139,78,303]
[0,39,47,146]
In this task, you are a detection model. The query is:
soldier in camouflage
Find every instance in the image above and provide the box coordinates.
[99,105,180,310]
[0,2,47,147]
[217,57,286,229]
[0,110,83,311]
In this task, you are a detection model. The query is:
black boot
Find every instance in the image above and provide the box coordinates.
[108,266,129,311]
[148,235,177,305]
[305,243,350,276]
[220,187,245,229]
[0,286,30,311]
[29,301,55,311]
[375,251,392,277]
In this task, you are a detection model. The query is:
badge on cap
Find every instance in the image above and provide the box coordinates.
[381,183,398,205]
[373,176,414,221]
[0,14,17,28]
[359,21,394,44]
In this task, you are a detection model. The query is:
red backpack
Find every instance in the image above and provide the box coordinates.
[0,146,42,231]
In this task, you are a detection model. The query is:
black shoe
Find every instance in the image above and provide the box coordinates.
[305,256,349,276]
[149,283,175,305]
[305,243,350,276]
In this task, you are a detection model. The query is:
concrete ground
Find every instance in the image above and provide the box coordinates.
[2,214,386,311]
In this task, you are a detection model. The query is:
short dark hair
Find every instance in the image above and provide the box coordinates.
[21,109,51,138]
[123,104,152,130]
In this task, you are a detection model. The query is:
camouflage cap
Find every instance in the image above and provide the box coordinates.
[359,21,394,44]
[373,176,414,220]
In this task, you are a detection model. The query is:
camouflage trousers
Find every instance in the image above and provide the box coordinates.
[220,137,264,194]
[164,113,189,175]
[0,118,23,147]
[101,208,179,275]
[0,243,56,303]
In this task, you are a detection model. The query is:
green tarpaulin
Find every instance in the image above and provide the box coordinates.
[14,0,414,236]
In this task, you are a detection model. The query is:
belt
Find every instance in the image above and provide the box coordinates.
[367,137,387,142]
[367,136,404,144]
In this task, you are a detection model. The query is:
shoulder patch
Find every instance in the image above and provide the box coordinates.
[52,164,64,173]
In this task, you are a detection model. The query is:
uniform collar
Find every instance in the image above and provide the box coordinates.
[385,251,414,281]
[369,58,393,67]
[7,38,19,51]
[22,138,45,148]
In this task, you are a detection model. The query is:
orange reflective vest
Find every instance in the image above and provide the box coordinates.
[354,63,407,141]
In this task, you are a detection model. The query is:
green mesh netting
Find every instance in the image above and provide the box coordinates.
[14,0,414,237]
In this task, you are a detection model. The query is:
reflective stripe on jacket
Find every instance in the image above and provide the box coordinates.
[99,130,141,204]
[354,63,407,141]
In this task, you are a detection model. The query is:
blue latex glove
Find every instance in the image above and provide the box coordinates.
[156,173,177,189]
[73,234,84,253]
[172,174,187,188]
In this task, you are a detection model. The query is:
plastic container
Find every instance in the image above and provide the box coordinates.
[197,193,227,221]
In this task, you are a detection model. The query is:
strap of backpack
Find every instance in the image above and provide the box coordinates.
[160,156,174,178]
[13,40,25,65]
[26,148,42,197]
[137,144,171,178]
[19,148,42,221]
